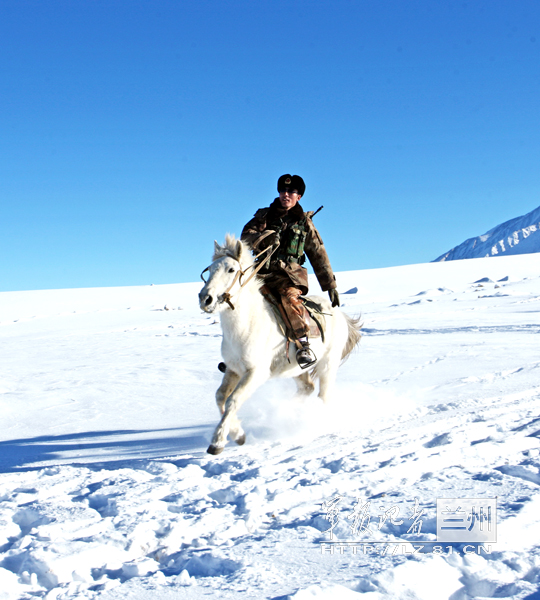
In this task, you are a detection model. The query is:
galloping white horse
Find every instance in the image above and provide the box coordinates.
[199,234,361,455]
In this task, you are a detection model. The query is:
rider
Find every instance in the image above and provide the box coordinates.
[241,174,340,368]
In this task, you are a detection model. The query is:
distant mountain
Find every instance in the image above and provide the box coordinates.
[434,204,540,262]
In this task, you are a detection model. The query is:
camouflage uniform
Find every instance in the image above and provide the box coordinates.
[241,198,337,338]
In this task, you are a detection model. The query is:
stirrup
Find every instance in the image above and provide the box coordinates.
[296,344,317,369]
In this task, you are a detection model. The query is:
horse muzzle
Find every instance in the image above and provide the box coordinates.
[199,290,217,313]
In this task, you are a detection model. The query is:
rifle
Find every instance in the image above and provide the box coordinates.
[308,205,324,220]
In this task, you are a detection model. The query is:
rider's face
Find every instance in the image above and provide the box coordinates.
[278,189,302,210]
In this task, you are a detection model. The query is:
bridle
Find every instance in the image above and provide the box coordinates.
[200,238,277,310]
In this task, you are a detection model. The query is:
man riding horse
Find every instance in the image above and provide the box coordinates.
[241,174,340,368]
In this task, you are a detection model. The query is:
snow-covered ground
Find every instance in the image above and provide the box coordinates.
[1,253,540,599]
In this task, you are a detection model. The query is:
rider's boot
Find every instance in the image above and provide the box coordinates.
[296,337,317,369]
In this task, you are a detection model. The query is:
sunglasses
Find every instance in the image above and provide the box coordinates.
[278,188,300,195]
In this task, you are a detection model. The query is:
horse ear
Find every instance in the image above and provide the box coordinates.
[214,240,221,254]
[235,240,243,260]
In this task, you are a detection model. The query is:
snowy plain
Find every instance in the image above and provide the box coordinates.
[1,252,540,599]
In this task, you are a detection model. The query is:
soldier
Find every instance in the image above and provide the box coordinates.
[241,174,340,368]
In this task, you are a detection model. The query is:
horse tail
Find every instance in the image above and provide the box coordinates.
[341,312,362,362]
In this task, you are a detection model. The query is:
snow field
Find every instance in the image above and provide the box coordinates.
[1,252,540,598]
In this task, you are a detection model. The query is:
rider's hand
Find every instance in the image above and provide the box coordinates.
[328,289,340,307]
[265,229,280,247]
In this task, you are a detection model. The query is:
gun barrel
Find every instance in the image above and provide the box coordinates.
[311,205,324,218]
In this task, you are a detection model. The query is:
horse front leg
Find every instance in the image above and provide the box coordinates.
[214,369,245,446]
[207,368,266,455]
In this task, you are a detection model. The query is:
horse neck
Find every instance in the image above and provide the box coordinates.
[219,276,267,334]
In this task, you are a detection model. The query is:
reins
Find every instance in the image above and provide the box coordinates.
[200,240,278,310]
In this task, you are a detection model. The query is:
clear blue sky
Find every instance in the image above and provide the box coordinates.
[1,0,539,291]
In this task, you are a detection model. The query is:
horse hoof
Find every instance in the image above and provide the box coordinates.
[235,433,246,446]
[207,444,224,455]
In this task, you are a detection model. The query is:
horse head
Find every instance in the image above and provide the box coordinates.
[198,234,255,313]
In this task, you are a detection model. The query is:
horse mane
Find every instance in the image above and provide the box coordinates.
[212,233,255,270]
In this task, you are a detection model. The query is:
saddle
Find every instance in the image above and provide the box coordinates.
[260,285,327,343]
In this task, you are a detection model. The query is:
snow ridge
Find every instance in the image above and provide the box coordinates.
[434,204,540,262]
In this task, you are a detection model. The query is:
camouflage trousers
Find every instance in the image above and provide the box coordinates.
[263,273,309,339]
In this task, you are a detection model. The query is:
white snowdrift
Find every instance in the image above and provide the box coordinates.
[1,252,540,599]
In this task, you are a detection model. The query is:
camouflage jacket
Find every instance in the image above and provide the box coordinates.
[240,199,337,294]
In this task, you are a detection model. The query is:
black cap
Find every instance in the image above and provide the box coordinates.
[277,174,305,196]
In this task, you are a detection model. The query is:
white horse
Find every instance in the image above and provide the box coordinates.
[198,234,361,455]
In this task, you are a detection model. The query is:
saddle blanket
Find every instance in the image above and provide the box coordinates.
[261,289,327,341]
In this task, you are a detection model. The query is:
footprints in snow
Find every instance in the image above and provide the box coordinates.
[385,274,539,309]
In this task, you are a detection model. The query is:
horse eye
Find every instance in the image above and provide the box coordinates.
[228,268,235,273]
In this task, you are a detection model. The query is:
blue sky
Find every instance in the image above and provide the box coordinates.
[1,0,539,291]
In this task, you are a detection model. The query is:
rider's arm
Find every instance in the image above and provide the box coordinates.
[304,218,337,292]
[241,209,277,251]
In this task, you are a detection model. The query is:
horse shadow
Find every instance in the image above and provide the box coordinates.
[0,426,213,473]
